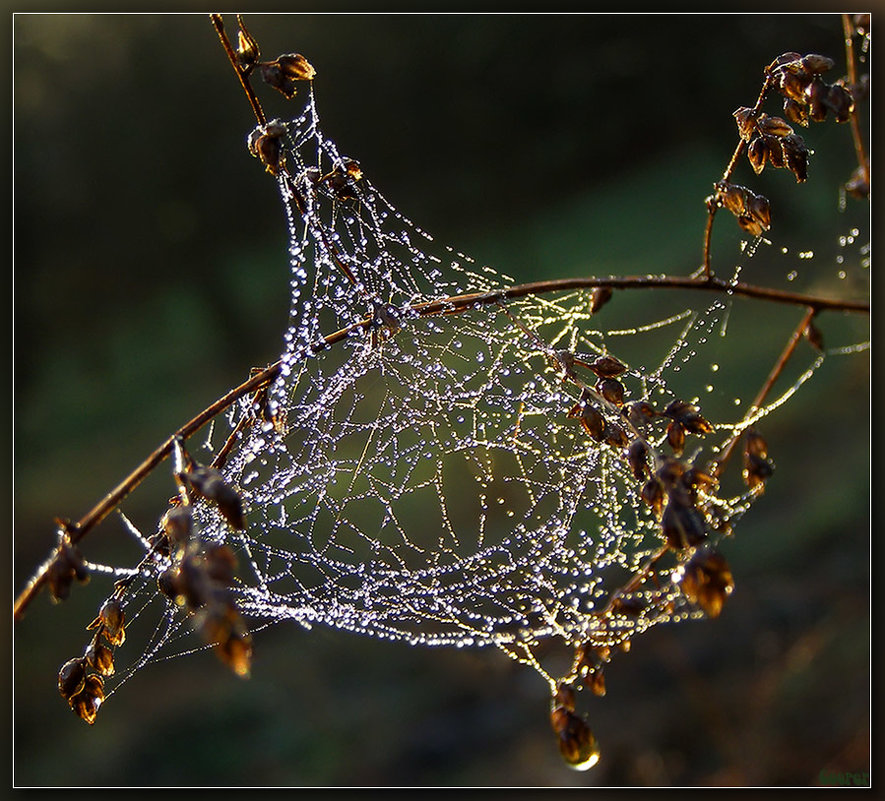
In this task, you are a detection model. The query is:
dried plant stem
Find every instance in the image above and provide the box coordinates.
[842,13,870,187]
[712,306,817,476]
[702,76,773,278]
[211,13,267,127]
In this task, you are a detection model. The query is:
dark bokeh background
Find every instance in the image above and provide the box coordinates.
[13,13,869,787]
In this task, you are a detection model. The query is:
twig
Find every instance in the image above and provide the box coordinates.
[842,13,870,188]
[210,13,266,127]
[701,75,773,278]
[711,306,817,476]
[13,270,866,621]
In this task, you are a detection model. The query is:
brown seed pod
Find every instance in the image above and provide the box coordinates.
[625,400,657,427]
[247,119,288,176]
[568,399,605,442]
[747,136,768,175]
[603,421,630,449]
[202,544,238,587]
[746,192,771,232]
[157,565,184,604]
[597,377,625,407]
[661,493,707,550]
[677,547,734,618]
[161,505,193,547]
[663,400,713,435]
[69,675,105,725]
[235,16,259,70]
[641,476,664,517]
[626,439,650,480]
[198,601,253,678]
[88,598,126,646]
[184,467,246,530]
[588,355,627,379]
[585,666,606,697]
[57,656,87,701]
[806,77,829,122]
[666,420,685,457]
[782,133,809,182]
[777,70,813,103]
[259,53,315,99]
[732,107,757,141]
[742,428,774,492]
[764,135,785,169]
[553,682,575,712]
[757,114,794,137]
[782,98,809,127]
[800,53,834,75]
[84,640,115,677]
[825,84,853,123]
[550,708,600,771]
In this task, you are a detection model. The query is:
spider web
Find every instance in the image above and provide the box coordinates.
[98,85,847,697]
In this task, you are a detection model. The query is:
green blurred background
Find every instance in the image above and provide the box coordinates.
[13,13,869,786]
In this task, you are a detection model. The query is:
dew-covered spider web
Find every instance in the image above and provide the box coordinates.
[92,83,865,710]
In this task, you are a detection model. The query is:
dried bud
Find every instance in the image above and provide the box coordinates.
[84,640,115,677]
[202,544,238,586]
[744,192,771,234]
[666,420,685,457]
[569,401,605,442]
[626,439,650,480]
[825,84,853,123]
[800,53,834,75]
[597,377,625,407]
[184,467,246,530]
[765,135,785,169]
[641,476,664,517]
[844,164,870,199]
[743,428,774,492]
[58,657,87,701]
[663,400,713,435]
[553,682,575,712]
[603,421,630,449]
[782,98,809,127]
[585,666,606,697]
[588,286,613,314]
[588,355,627,379]
[198,602,253,678]
[806,78,829,122]
[235,17,260,70]
[259,53,315,99]
[661,493,707,550]
[757,114,794,137]
[247,119,288,176]
[162,505,193,546]
[747,136,767,175]
[781,133,809,182]
[549,708,600,771]
[677,547,734,618]
[733,107,757,141]
[69,675,105,725]
[626,400,657,427]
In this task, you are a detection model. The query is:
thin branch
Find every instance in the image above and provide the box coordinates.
[210,13,266,127]
[702,75,773,279]
[13,269,866,621]
[711,306,817,476]
[842,13,870,188]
